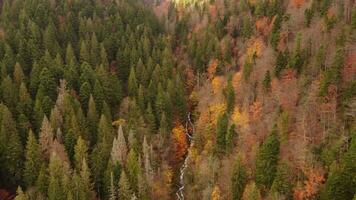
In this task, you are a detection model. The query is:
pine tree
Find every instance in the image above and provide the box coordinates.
[111,125,128,166]
[226,124,236,153]
[231,156,247,200]
[216,113,228,154]
[352,8,356,29]
[35,163,48,196]
[87,95,98,145]
[263,70,271,92]
[79,159,95,200]
[118,170,132,200]
[128,67,138,98]
[322,132,356,200]
[39,116,54,158]
[255,129,280,190]
[126,149,140,192]
[79,82,91,111]
[274,50,288,78]
[74,136,89,172]
[145,103,156,134]
[14,186,28,200]
[0,105,23,185]
[270,163,292,199]
[48,152,68,200]
[224,78,235,114]
[38,67,57,101]
[24,130,42,187]
[93,80,105,113]
[80,41,90,64]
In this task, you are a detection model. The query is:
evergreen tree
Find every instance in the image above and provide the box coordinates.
[126,149,140,192]
[128,67,138,98]
[274,50,288,78]
[111,125,128,166]
[74,136,89,172]
[270,163,292,199]
[263,70,271,92]
[118,170,132,200]
[0,105,23,185]
[14,186,28,200]
[224,78,235,114]
[216,113,228,154]
[231,156,247,200]
[255,129,280,190]
[24,130,42,187]
[38,67,57,101]
[79,81,91,111]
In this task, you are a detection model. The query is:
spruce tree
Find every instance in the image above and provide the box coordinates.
[231,156,247,200]
[128,67,138,98]
[263,70,271,92]
[74,136,89,172]
[0,105,23,185]
[216,113,228,154]
[118,170,132,200]
[24,130,42,187]
[255,129,280,190]
[224,78,235,114]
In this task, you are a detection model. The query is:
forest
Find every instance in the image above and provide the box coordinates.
[0,0,355,199]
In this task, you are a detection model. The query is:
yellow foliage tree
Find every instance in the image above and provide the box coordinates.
[211,185,222,200]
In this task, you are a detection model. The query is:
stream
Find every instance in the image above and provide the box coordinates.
[176,113,194,200]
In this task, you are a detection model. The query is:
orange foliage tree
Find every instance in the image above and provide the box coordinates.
[293,168,325,200]
[171,124,188,162]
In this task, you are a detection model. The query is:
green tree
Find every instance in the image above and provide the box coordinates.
[270,163,292,199]
[231,156,247,200]
[126,149,140,192]
[255,129,280,190]
[216,113,228,154]
[118,170,132,200]
[224,78,235,114]
[24,130,42,187]
[128,67,138,98]
[263,70,271,92]
[74,136,89,172]
[0,105,23,185]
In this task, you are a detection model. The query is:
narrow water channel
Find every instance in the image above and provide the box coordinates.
[176,113,194,200]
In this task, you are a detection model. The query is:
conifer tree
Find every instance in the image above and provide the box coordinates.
[48,153,67,200]
[39,116,54,158]
[79,81,91,111]
[216,113,228,154]
[128,67,138,98]
[126,149,140,192]
[270,163,292,199]
[111,125,128,166]
[74,136,89,172]
[0,105,23,185]
[231,156,247,200]
[14,186,28,200]
[224,78,235,114]
[38,67,57,101]
[263,70,271,92]
[118,170,132,200]
[255,129,280,190]
[80,41,90,64]
[24,130,42,187]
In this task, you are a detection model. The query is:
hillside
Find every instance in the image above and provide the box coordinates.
[0,0,355,200]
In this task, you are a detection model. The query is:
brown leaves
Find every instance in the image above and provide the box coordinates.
[208,59,219,80]
[292,0,305,8]
[293,168,325,200]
